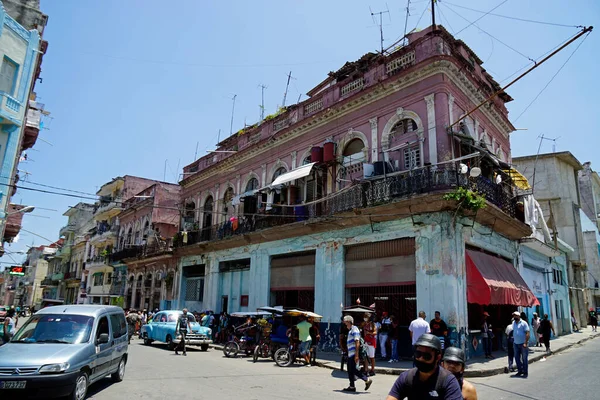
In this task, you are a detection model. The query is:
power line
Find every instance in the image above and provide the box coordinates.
[443,1,582,29]
[454,0,509,36]
[437,3,455,34]
[413,2,430,32]
[513,32,590,122]
[441,2,535,63]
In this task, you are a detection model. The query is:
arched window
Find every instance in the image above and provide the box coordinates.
[184,201,195,222]
[343,139,365,158]
[272,167,287,182]
[302,155,312,165]
[391,118,418,136]
[126,227,133,246]
[223,187,235,219]
[245,178,259,192]
[202,196,214,240]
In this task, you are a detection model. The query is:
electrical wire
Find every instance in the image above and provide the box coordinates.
[437,3,455,35]
[513,32,590,122]
[413,2,430,32]
[443,1,582,29]
[454,0,509,36]
[441,2,535,63]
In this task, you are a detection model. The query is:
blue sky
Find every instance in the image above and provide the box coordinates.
[1,0,598,268]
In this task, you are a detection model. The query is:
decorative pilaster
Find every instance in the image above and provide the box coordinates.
[448,94,455,126]
[291,151,298,169]
[369,118,378,162]
[425,94,437,165]
[261,164,267,187]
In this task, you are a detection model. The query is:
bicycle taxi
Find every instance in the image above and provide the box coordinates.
[222,311,272,358]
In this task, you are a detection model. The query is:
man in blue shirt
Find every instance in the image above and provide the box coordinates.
[511,311,530,378]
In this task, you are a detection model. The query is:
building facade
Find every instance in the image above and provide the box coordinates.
[175,26,537,359]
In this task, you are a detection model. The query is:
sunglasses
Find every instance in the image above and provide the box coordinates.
[414,350,434,361]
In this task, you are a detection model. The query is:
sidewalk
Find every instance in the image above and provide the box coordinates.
[313,327,600,378]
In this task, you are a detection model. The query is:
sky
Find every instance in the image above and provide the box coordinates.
[1,0,598,269]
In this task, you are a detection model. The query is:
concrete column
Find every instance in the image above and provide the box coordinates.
[261,164,267,188]
[130,281,137,310]
[425,94,437,164]
[369,118,378,162]
[448,94,455,126]
[149,271,156,310]
[314,241,345,325]
[213,184,220,225]
[123,279,130,308]
[415,213,468,353]
[248,249,270,310]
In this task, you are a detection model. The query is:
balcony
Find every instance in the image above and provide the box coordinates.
[0,92,22,125]
[40,277,55,287]
[94,196,123,220]
[56,245,72,259]
[85,256,109,269]
[90,223,119,245]
[64,270,82,281]
[110,239,173,263]
[51,272,64,282]
[59,223,76,238]
[176,163,529,252]
[21,104,43,151]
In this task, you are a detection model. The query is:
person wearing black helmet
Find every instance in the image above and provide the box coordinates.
[442,347,478,400]
[386,334,462,400]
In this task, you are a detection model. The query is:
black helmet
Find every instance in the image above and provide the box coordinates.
[443,347,465,364]
[414,333,442,352]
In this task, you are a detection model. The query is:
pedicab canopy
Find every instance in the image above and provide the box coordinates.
[466,249,540,307]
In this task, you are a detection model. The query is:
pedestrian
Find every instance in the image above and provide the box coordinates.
[175,308,190,356]
[373,314,382,358]
[409,311,431,365]
[379,311,392,360]
[504,317,515,373]
[481,312,494,359]
[531,313,540,347]
[388,316,400,363]
[589,310,598,333]
[362,313,377,376]
[296,315,313,365]
[430,311,449,352]
[511,311,530,378]
[571,311,579,332]
[341,315,373,392]
[385,334,462,400]
[538,313,555,354]
[442,347,478,400]
[2,309,17,345]
[126,309,140,344]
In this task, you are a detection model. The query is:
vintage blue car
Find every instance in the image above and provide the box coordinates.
[141,310,212,351]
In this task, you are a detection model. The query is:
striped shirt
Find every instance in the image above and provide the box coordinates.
[346,325,361,357]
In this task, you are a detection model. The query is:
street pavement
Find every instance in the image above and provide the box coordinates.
[86,335,600,399]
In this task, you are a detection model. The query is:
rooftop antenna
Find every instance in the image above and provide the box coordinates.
[431,0,436,29]
[282,71,294,107]
[370,4,391,54]
[258,84,267,121]
[531,134,560,192]
[403,0,411,46]
[229,94,237,136]
[193,141,199,161]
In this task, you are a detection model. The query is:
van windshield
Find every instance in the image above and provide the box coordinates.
[12,314,94,344]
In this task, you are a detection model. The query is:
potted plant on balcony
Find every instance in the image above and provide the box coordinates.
[443,186,486,223]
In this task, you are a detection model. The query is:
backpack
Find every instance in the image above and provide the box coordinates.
[403,367,452,396]
[358,337,368,360]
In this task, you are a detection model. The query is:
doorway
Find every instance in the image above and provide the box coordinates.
[221,295,228,313]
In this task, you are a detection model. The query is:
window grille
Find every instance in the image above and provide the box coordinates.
[404,147,421,170]
[185,278,204,301]
[341,77,364,96]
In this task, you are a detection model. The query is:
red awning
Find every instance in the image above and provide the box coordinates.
[466,249,540,307]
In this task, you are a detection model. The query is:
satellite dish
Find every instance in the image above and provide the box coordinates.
[495,175,502,184]
[459,163,468,174]
[470,167,482,178]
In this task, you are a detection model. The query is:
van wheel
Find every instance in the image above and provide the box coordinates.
[70,372,88,400]
[201,344,209,351]
[166,335,175,350]
[111,357,126,382]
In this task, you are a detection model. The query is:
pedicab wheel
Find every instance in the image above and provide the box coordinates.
[223,341,240,358]
[253,345,260,363]
[274,347,293,367]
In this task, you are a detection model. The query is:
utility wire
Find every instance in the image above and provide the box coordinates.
[441,2,535,63]
[437,3,455,34]
[444,1,582,29]
[454,0,508,36]
[413,2,430,32]
[514,32,590,122]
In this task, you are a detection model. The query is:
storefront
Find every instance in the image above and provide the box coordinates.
[270,252,315,311]
[218,259,249,313]
[466,247,539,357]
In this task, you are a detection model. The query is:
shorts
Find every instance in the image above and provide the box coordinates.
[299,340,312,355]
[366,344,376,358]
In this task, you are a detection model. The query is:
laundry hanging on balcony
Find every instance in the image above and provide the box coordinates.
[466,248,540,307]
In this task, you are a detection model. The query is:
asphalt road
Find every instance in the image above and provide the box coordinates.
[86,336,600,399]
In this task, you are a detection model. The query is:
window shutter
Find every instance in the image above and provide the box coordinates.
[0,59,16,95]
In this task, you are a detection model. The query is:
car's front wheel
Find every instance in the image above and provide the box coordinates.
[70,371,88,400]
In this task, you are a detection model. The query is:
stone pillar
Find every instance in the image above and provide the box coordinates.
[130,280,137,310]
[291,151,298,169]
[261,164,267,188]
[248,249,271,310]
[213,184,220,225]
[415,213,468,353]
[448,94,455,126]
[314,241,345,324]
[203,257,220,312]
[425,94,437,165]
[123,278,130,308]
[149,271,156,310]
[369,118,378,162]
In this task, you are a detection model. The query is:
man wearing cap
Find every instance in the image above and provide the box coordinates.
[512,311,530,378]
[386,334,462,400]
[442,347,478,400]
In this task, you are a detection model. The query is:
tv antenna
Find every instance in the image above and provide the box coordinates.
[531,134,560,192]
[282,71,294,107]
[370,4,391,54]
[402,0,411,45]
[539,134,560,152]
[258,84,268,121]
[229,94,237,136]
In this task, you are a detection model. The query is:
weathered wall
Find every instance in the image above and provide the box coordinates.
[2,0,46,33]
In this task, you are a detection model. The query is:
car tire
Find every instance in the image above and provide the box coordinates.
[70,371,89,400]
[166,335,175,351]
[201,344,209,351]
[111,357,126,382]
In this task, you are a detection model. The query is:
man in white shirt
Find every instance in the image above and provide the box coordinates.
[409,311,431,346]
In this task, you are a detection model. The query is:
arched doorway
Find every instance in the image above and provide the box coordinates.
[223,187,235,220]
[184,201,196,230]
[202,196,213,241]
[339,138,366,187]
